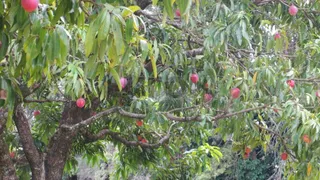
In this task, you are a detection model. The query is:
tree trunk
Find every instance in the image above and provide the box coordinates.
[44,102,92,180]
[14,105,45,180]
[4,99,95,180]
[0,134,18,180]
[0,108,18,180]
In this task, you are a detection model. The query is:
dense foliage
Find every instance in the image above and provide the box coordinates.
[1,0,320,179]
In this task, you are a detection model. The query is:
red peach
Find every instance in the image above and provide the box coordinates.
[316,90,320,98]
[33,110,40,117]
[204,93,213,102]
[231,88,240,99]
[190,74,199,84]
[0,89,7,100]
[245,147,251,154]
[76,98,85,108]
[289,4,298,16]
[281,152,288,160]
[303,134,311,144]
[286,80,295,88]
[175,9,181,17]
[9,152,15,158]
[137,135,143,141]
[21,0,39,12]
[274,32,281,40]
[136,120,143,127]
[120,77,128,89]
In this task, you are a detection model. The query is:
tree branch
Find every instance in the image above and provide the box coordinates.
[136,10,182,30]
[62,107,120,130]
[212,105,269,121]
[13,105,43,179]
[24,99,69,103]
[254,123,297,161]
[63,105,268,130]
[79,0,90,16]
[20,83,41,98]
[253,0,275,6]
[104,129,170,148]
[135,0,152,9]
[293,77,320,83]
[185,47,204,57]
[83,123,175,148]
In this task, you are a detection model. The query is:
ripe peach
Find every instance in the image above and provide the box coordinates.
[0,89,7,100]
[76,98,85,108]
[21,0,39,12]
[316,90,320,98]
[231,88,240,99]
[245,147,251,154]
[120,77,128,89]
[204,83,209,89]
[286,80,295,88]
[303,134,311,144]
[33,110,40,117]
[289,4,298,16]
[175,9,181,17]
[274,32,281,40]
[190,74,199,84]
[204,93,213,102]
[136,120,143,127]
[281,152,288,160]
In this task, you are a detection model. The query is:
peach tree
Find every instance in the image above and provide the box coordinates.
[1,0,320,179]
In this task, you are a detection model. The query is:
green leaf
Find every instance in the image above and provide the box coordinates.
[152,0,159,5]
[150,55,157,79]
[121,46,131,64]
[122,6,141,18]
[85,20,97,57]
[164,0,174,19]
[110,67,122,91]
[85,55,98,79]
[46,30,61,63]
[140,39,149,61]
[112,21,125,56]
[0,33,8,60]
[108,38,119,67]
[52,1,67,24]
[125,18,134,43]
[176,0,192,15]
[56,25,70,64]
[85,9,108,56]
[23,36,40,62]
[98,11,111,45]
[0,1,3,15]
[236,27,242,46]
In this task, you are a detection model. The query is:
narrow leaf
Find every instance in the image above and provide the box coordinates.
[110,67,122,91]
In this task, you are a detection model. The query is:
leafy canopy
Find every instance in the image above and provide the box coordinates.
[1,0,320,179]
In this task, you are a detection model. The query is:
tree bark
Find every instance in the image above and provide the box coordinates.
[10,97,95,180]
[0,135,18,180]
[0,108,18,180]
[14,105,45,180]
[44,102,92,180]
[135,0,152,9]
